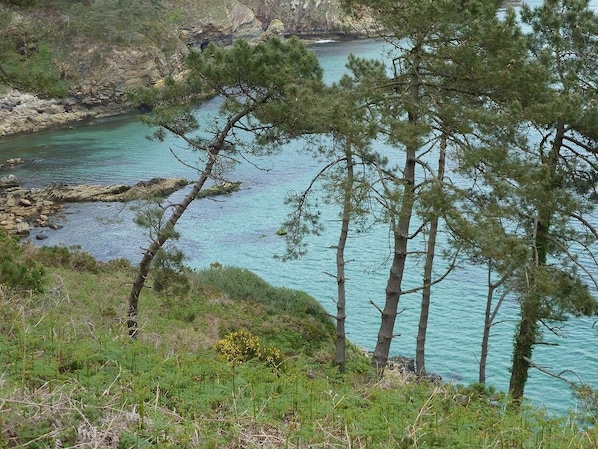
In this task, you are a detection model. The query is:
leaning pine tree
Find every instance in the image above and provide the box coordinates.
[125,38,324,337]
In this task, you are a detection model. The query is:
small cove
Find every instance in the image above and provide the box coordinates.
[1,33,598,415]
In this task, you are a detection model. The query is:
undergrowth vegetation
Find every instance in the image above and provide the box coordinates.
[0,244,597,447]
[0,0,184,97]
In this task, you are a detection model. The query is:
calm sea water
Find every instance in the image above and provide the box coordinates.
[2,7,598,414]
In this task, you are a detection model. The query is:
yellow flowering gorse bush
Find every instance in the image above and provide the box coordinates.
[215,330,283,369]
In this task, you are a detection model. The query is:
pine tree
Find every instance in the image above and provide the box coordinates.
[507,0,598,405]
[125,38,324,337]
[452,0,598,405]
[343,0,533,374]
[274,76,381,372]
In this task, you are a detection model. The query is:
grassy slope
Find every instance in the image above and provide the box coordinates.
[0,246,596,448]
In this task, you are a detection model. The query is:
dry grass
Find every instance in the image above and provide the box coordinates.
[1,258,597,448]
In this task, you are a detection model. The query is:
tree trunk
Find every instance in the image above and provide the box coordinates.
[335,144,354,373]
[508,121,563,405]
[126,103,257,337]
[371,46,421,374]
[508,294,540,403]
[127,151,218,337]
[415,134,445,376]
[479,281,496,385]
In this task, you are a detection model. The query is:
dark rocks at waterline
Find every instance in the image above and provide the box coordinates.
[387,355,416,373]
[0,158,25,170]
[448,372,463,382]
[385,355,443,385]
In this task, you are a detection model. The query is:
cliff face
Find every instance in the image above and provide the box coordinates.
[174,0,381,73]
[0,40,188,136]
[244,0,369,36]
[0,0,377,136]
[178,0,376,45]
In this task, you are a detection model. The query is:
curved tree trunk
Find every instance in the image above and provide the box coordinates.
[127,152,217,337]
[127,104,257,337]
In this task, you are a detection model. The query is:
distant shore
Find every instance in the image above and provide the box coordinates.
[0,35,371,138]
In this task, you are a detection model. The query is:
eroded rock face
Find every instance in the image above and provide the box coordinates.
[244,0,354,36]
[67,40,189,107]
[0,37,189,136]
[0,0,378,137]
[178,0,379,50]
[0,89,119,136]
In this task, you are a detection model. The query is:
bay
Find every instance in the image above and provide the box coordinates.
[1,14,598,415]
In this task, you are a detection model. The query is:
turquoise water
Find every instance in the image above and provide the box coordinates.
[1,35,597,415]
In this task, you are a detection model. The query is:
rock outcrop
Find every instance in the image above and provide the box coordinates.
[42,178,190,203]
[241,0,378,38]
[0,89,122,137]
[0,37,190,136]
[178,0,379,48]
[0,0,379,137]
[0,177,64,236]
[195,181,242,199]
[0,172,190,236]
[66,40,189,107]
[0,162,245,237]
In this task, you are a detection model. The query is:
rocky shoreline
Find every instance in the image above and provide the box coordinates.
[0,161,191,237]
[0,157,244,238]
[0,0,383,137]
[0,89,130,137]
[0,34,360,138]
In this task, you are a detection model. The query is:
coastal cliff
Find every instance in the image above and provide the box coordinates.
[0,0,378,136]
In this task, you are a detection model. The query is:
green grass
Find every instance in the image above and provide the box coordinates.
[0,246,596,448]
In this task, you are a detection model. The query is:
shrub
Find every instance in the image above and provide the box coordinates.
[36,244,101,272]
[0,230,45,291]
[104,257,133,272]
[151,247,190,297]
[195,267,333,328]
[215,329,283,369]
[0,38,68,98]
